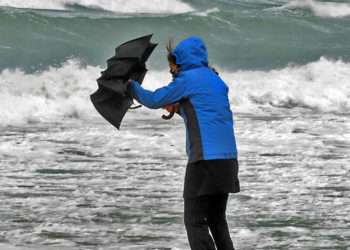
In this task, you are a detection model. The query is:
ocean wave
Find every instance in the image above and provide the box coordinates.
[0,60,99,126]
[283,0,350,18]
[0,0,194,14]
[222,57,350,113]
[0,57,349,127]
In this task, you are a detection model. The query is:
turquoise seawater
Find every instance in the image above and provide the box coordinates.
[0,0,350,71]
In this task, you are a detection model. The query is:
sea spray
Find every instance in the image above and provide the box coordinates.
[0,60,99,126]
[222,57,350,114]
[1,57,349,127]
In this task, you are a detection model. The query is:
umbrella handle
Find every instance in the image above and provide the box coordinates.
[162,111,175,120]
[129,105,142,110]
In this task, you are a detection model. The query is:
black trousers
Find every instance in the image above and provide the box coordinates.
[184,193,235,250]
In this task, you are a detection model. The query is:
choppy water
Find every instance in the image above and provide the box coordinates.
[1,0,350,249]
[1,111,349,249]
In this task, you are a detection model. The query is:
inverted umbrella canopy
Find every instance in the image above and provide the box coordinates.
[90,34,157,129]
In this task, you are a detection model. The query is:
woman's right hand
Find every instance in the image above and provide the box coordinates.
[161,102,180,120]
[163,103,180,113]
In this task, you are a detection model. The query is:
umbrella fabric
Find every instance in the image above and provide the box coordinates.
[90,34,157,129]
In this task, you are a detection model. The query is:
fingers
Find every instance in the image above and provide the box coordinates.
[165,105,174,113]
[163,103,180,113]
[173,103,180,113]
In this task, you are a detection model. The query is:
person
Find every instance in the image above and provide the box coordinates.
[128,36,240,250]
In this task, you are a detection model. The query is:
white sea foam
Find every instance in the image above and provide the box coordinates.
[221,57,350,113]
[0,59,99,126]
[0,57,349,127]
[0,0,194,14]
[193,7,220,17]
[283,0,350,18]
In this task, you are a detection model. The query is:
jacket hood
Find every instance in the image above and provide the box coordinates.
[172,36,208,71]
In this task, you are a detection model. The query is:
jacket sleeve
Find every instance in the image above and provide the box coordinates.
[129,75,188,109]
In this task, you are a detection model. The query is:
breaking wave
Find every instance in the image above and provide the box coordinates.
[222,57,350,113]
[283,0,350,18]
[0,60,99,126]
[0,0,194,14]
[0,57,349,127]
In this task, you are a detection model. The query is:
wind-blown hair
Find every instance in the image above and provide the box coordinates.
[166,37,218,75]
[166,38,177,65]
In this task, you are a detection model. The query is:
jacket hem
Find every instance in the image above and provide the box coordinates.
[187,152,237,163]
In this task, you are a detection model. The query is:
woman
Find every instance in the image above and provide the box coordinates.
[128,36,240,250]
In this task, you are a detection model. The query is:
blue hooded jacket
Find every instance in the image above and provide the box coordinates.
[130,36,237,163]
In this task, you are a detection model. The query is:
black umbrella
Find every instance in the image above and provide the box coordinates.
[90,34,158,129]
